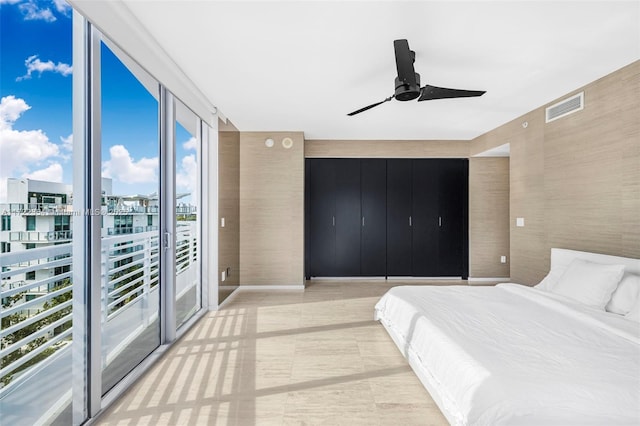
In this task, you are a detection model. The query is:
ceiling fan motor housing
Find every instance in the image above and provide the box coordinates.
[395,73,421,101]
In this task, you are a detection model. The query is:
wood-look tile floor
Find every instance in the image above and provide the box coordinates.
[97,280,459,426]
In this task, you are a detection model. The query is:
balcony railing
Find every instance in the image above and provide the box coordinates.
[0,224,199,425]
[105,226,159,235]
[0,203,73,215]
[176,205,197,215]
[0,203,193,216]
[105,205,159,214]
[8,230,73,242]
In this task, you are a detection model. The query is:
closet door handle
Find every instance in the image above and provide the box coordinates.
[362,216,365,227]
[332,216,335,227]
[439,216,442,227]
[409,216,412,227]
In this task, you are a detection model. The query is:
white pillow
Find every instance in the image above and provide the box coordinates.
[606,274,640,315]
[625,298,640,323]
[535,269,564,291]
[551,259,625,309]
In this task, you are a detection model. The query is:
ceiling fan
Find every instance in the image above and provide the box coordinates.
[347,39,486,116]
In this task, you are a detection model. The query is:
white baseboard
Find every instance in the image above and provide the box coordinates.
[213,287,242,310]
[238,284,305,291]
[468,277,511,283]
[386,276,463,280]
[308,276,387,280]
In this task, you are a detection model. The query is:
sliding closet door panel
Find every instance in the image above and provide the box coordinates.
[386,159,412,276]
[438,159,466,276]
[307,159,336,276]
[361,159,387,276]
[334,159,361,276]
[412,159,440,276]
[304,160,311,278]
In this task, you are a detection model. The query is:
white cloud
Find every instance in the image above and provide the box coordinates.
[0,96,60,186]
[0,95,30,129]
[183,136,198,151]
[18,1,56,22]
[52,0,70,14]
[60,133,73,151]
[17,55,72,81]
[176,155,197,194]
[0,0,21,4]
[102,145,158,184]
[22,162,63,182]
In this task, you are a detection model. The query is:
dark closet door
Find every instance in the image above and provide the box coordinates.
[307,159,336,276]
[361,159,387,276]
[411,159,440,276]
[386,159,412,276]
[437,159,467,276]
[334,159,361,276]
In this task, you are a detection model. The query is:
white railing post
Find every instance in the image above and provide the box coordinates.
[142,235,151,327]
[190,229,196,267]
[101,243,109,367]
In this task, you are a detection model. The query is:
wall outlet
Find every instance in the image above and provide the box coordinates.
[516,217,525,227]
[500,255,507,264]
[221,217,225,228]
[221,270,226,281]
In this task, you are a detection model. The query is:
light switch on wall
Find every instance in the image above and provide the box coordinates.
[501,256,507,264]
[516,217,525,227]
[221,217,225,228]
[221,270,226,281]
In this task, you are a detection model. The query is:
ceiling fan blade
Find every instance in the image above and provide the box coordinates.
[347,95,394,116]
[418,84,486,101]
[393,39,417,87]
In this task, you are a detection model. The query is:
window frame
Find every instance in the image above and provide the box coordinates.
[70,12,214,424]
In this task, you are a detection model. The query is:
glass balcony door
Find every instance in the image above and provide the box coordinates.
[99,40,161,395]
[175,101,201,329]
[0,10,216,424]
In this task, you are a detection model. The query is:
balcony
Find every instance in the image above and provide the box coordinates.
[8,230,73,243]
[0,225,199,425]
[176,205,197,215]
[105,205,159,214]
[106,226,159,235]
[0,203,73,215]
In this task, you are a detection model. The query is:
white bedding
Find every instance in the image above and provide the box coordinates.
[374,283,640,425]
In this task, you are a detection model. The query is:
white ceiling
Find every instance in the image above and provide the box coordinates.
[121,1,639,140]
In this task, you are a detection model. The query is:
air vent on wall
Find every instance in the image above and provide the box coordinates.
[546,92,584,123]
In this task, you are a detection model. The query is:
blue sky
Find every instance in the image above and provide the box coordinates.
[0,0,197,201]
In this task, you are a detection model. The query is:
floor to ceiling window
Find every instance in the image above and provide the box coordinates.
[1,3,213,425]
[175,101,202,329]
[0,1,74,424]
[99,39,161,395]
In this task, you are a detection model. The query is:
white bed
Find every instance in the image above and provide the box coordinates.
[374,248,640,425]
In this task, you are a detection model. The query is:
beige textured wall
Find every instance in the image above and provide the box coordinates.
[218,120,240,298]
[239,132,305,285]
[544,61,640,261]
[508,109,547,285]
[469,158,510,278]
[305,139,469,158]
[471,60,640,285]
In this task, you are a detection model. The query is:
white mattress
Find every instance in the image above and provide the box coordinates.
[374,284,640,425]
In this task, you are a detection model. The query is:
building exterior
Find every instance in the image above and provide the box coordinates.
[0,178,197,400]
[1,178,162,298]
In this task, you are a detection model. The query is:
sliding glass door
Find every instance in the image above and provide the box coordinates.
[175,101,202,329]
[0,8,212,424]
[99,40,161,394]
